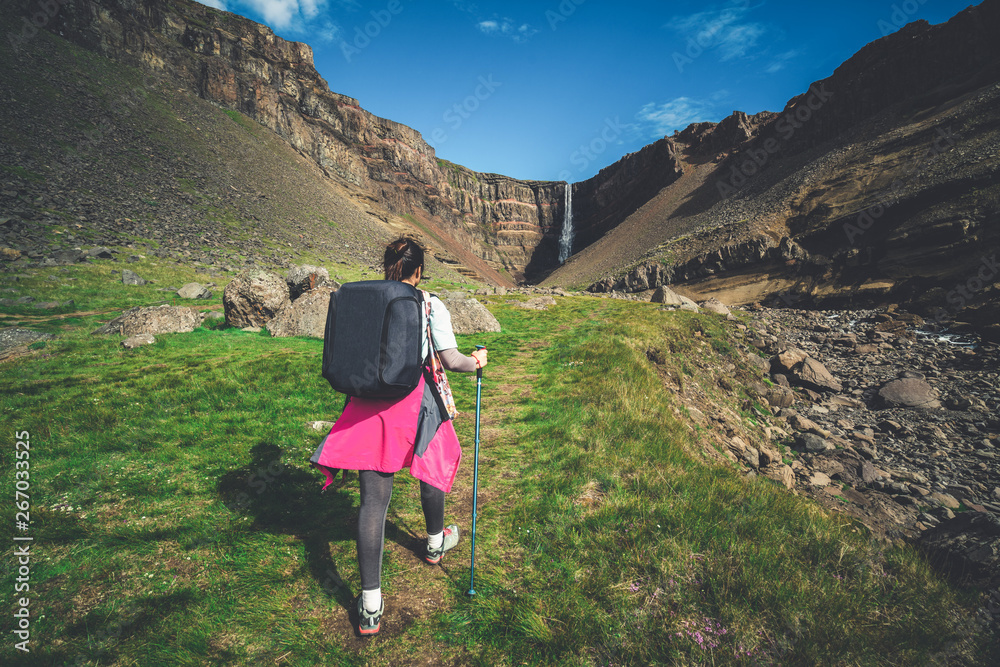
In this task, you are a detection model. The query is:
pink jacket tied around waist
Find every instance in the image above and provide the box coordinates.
[310,373,462,493]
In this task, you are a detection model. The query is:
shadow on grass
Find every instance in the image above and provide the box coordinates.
[216,441,358,611]
[52,590,205,665]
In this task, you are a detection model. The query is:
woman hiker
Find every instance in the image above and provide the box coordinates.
[310,237,488,636]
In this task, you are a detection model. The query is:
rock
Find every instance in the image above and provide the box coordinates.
[765,387,795,408]
[773,347,809,373]
[877,378,942,409]
[92,305,203,336]
[678,295,700,312]
[808,471,832,487]
[122,333,156,349]
[919,512,1000,586]
[121,269,147,286]
[285,265,332,300]
[0,328,55,351]
[438,295,501,334]
[928,492,961,510]
[223,268,291,328]
[2,247,23,261]
[241,326,262,333]
[787,413,831,438]
[51,249,85,263]
[519,296,557,310]
[757,443,783,467]
[793,357,843,393]
[795,432,832,452]
[746,353,770,375]
[205,311,225,322]
[700,298,731,316]
[86,247,115,259]
[267,285,337,338]
[764,464,795,489]
[177,283,212,299]
[859,460,879,484]
[650,285,684,306]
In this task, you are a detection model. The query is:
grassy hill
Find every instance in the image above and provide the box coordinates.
[1,259,996,665]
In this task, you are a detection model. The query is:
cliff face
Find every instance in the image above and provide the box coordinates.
[41,0,571,282]
[563,0,1000,333]
[571,138,684,253]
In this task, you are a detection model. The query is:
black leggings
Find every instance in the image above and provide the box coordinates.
[358,470,445,591]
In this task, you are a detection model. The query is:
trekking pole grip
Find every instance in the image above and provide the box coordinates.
[475,345,485,379]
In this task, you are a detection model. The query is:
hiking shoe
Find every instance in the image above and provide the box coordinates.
[356,595,383,636]
[424,524,460,564]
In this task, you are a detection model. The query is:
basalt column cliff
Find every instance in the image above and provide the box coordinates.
[37,0,576,282]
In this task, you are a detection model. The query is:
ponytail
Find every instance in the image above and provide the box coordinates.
[384,237,425,282]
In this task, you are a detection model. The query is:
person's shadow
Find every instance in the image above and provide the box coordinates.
[216,441,358,611]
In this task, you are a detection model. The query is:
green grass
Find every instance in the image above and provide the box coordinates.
[1,292,994,665]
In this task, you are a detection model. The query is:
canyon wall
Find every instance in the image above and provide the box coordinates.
[39,0,572,282]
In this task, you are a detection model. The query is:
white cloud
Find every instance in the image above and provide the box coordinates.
[475,16,537,43]
[318,19,342,42]
[195,0,227,10]
[232,0,329,31]
[765,49,800,74]
[665,3,766,62]
[638,97,717,137]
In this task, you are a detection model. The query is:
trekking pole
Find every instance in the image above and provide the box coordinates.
[467,345,485,597]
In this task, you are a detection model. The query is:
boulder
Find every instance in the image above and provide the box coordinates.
[650,285,684,306]
[285,265,333,300]
[177,283,212,299]
[772,347,809,374]
[793,357,843,393]
[787,413,830,438]
[765,387,795,408]
[438,295,501,334]
[52,249,85,263]
[678,295,700,312]
[519,296,557,310]
[223,268,290,328]
[700,298,731,316]
[122,333,156,349]
[92,305,203,336]
[86,247,115,259]
[877,378,942,409]
[267,285,338,338]
[794,432,833,453]
[1,247,21,261]
[763,464,795,489]
[808,471,832,487]
[121,269,147,286]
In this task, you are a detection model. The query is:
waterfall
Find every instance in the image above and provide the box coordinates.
[558,182,573,264]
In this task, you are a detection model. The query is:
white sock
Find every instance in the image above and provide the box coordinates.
[362,588,381,613]
[427,531,443,550]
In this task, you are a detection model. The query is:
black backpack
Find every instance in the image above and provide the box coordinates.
[321,280,425,398]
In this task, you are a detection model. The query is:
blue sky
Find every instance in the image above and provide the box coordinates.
[194,0,976,182]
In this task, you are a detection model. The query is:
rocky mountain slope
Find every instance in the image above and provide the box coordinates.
[548,1,1000,338]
